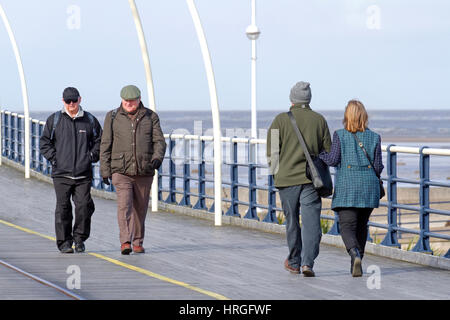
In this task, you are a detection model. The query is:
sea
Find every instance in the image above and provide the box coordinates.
[19,109,450,185]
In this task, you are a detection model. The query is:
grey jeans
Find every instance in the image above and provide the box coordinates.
[278,184,322,268]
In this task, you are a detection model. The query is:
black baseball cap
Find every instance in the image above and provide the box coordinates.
[63,87,80,101]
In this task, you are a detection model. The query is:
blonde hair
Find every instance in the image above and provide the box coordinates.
[343,100,368,133]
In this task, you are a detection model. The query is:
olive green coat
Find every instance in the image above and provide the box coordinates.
[266,104,332,187]
[100,103,167,178]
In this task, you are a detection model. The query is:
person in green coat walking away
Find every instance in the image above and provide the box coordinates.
[319,100,384,277]
[267,81,332,277]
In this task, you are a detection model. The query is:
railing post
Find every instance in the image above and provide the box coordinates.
[4,113,9,158]
[17,116,23,164]
[366,225,373,242]
[158,146,164,201]
[0,111,2,165]
[0,111,3,164]
[179,136,191,207]
[244,139,259,220]
[193,139,207,210]
[327,212,340,235]
[165,135,177,204]
[381,144,401,247]
[444,249,450,259]
[262,174,277,223]
[31,121,36,170]
[226,139,240,217]
[412,147,433,253]
[10,113,16,160]
[38,123,49,175]
[327,170,340,235]
[91,164,98,189]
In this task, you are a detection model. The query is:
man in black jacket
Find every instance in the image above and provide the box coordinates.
[40,87,102,253]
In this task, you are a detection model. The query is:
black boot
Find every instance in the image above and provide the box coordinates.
[360,252,364,275]
[349,248,362,277]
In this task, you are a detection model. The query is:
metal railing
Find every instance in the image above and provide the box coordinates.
[1,110,449,258]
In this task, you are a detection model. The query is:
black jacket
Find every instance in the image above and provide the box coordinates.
[40,108,103,178]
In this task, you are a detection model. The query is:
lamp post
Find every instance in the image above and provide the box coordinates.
[0,4,30,178]
[246,0,260,141]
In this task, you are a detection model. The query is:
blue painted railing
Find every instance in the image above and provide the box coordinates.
[1,110,449,258]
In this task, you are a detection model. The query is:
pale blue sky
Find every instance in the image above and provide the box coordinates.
[1,0,450,112]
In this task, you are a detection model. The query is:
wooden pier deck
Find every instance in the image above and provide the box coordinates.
[0,165,449,300]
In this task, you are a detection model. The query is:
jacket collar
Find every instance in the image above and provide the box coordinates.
[119,101,145,116]
[290,103,311,111]
[62,105,84,119]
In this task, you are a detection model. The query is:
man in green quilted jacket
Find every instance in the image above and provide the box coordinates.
[100,85,166,255]
[267,81,331,276]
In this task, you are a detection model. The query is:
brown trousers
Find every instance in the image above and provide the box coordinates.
[112,173,153,247]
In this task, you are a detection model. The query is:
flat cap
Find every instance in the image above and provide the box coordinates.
[120,85,141,100]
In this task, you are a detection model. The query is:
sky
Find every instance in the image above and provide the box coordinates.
[0,0,450,112]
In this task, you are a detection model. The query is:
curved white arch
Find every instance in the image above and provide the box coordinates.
[127,0,159,211]
[0,4,30,178]
[186,0,223,226]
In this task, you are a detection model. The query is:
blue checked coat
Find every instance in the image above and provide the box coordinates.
[324,128,382,210]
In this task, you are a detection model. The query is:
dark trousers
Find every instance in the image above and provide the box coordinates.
[336,207,373,256]
[53,177,95,249]
[278,184,322,268]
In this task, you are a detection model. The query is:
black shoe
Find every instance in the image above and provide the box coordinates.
[60,242,74,254]
[349,248,362,277]
[301,265,315,277]
[75,242,85,253]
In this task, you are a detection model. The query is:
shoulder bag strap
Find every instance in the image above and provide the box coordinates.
[50,111,61,141]
[351,132,380,178]
[287,111,318,177]
[85,112,97,139]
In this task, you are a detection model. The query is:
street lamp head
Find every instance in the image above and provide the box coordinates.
[246,24,260,40]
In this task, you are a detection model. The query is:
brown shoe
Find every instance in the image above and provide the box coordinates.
[301,265,315,277]
[133,245,145,254]
[121,242,132,255]
[284,259,300,274]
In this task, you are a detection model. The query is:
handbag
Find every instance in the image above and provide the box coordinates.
[287,111,333,197]
[352,133,385,199]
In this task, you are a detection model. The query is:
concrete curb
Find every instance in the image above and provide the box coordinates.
[2,157,449,271]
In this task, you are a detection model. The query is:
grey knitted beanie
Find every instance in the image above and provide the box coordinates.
[289,81,312,104]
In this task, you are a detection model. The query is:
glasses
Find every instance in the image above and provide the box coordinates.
[64,98,78,104]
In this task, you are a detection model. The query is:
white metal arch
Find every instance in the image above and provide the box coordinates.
[128,0,223,224]
[127,0,159,212]
[0,4,30,178]
[186,0,223,226]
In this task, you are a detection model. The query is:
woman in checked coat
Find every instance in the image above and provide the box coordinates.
[319,100,384,277]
